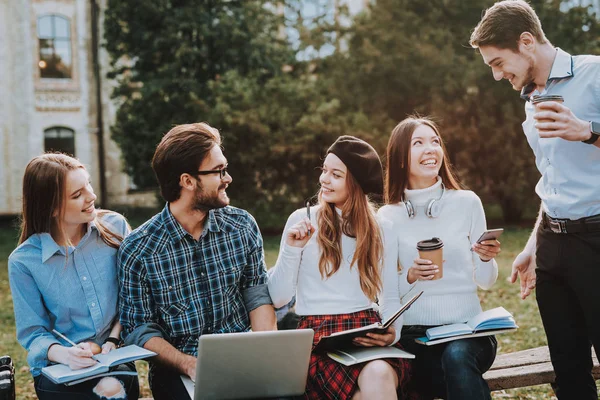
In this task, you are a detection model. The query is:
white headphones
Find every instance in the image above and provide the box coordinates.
[403,183,445,219]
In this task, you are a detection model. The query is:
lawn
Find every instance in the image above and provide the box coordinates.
[0,218,569,399]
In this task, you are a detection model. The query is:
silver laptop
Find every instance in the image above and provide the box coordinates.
[186,329,314,400]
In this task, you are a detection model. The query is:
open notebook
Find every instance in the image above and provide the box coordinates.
[415,307,518,346]
[41,345,156,385]
[313,291,424,353]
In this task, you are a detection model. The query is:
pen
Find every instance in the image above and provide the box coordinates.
[306,201,311,234]
[51,329,79,347]
[51,329,100,362]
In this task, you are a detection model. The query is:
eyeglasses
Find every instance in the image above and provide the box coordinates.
[189,167,229,179]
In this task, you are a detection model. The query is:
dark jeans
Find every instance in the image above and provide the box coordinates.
[148,363,191,400]
[401,325,497,400]
[148,362,298,400]
[536,222,600,400]
[34,362,139,400]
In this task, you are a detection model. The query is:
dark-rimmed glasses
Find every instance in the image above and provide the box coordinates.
[189,167,229,179]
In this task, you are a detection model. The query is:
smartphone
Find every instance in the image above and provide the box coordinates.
[475,228,504,244]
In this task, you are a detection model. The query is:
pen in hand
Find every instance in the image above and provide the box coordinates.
[51,329,100,363]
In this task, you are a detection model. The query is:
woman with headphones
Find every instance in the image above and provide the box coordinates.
[378,117,501,400]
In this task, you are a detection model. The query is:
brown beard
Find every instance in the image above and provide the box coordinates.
[192,181,229,212]
[514,55,536,91]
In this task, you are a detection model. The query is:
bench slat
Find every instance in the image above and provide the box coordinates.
[488,346,550,370]
[485,346,600,390]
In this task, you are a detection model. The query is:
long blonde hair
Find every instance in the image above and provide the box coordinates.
[19,153,128,248]
[317,171,383,302]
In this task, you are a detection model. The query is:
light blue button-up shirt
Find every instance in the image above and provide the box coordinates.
[520,48,600,220]
[8,212,129,376]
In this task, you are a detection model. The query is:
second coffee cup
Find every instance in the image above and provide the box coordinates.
[417,237,444,280]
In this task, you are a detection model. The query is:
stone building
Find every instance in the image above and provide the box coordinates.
[0,0,152,215]
[0,0,373,215]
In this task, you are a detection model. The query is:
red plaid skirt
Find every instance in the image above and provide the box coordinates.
[298,309,414,400]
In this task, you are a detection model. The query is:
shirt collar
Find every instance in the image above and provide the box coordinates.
[520,48,574,101]
[162,204,221,244]
[40,221,97,263]
[40,233,63,263]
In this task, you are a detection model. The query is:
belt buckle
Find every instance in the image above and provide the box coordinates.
[547,218,567,234]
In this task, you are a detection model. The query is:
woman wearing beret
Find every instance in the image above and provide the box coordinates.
[268,136,412,400]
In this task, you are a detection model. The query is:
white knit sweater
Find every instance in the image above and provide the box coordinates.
[378,179,498,326]
[268,206,403,343]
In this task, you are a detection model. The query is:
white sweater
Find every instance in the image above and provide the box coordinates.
[378,179,498,326]
[268,206,403,343]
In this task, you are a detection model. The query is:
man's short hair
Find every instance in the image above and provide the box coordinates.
[470,0,547,51]
[152,123,221,202]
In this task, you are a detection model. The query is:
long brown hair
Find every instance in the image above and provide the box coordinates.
[19,153,127,248]
[317,170,383,302]
[385,117,463,204]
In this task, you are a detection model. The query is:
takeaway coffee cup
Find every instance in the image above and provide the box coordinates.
[531,94,564,124]
[417,237,444,280]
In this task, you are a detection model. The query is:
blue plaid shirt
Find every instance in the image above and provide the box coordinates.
[118,204,271,356]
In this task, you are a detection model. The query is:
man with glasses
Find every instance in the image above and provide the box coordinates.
[118,122,276,400]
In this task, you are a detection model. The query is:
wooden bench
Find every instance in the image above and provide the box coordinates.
[139,345,600,399]
[484,345,600,390]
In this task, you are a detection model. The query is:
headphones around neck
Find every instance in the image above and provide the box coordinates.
[403,183,445,219]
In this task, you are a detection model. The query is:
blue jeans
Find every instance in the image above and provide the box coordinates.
[34,362,139,400]
[401,325,497,400]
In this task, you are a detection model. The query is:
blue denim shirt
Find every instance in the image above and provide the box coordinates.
[8,212,129,377]
[520,48,600,219]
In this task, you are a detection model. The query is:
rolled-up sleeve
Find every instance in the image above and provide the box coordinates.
[242,284,272,312]
[240,216,272,311]
[123,322,169,348]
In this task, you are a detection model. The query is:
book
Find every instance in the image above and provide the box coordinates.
[327,346,415,366]
[41,345,156,385]
[313,291,423,353]
[415,307,518,346]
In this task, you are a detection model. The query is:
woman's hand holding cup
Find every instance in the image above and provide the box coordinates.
[407,258,440,284]
[286,218,314,248]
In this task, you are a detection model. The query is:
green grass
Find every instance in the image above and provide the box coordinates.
[0,222,566,399]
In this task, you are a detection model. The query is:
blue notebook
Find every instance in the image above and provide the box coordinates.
[415,307,518,346]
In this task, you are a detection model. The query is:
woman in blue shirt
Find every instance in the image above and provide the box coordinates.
[8,153,139,400]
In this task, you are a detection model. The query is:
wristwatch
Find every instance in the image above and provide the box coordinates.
[582,121,600,144]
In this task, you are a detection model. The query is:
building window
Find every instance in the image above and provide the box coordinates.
[37,15,72,79]
[45,127,75,156]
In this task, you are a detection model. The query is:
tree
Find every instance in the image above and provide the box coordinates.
[310,0,599,222]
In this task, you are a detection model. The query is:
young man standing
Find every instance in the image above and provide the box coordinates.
[118,123,276,400]
[471,1,600,398]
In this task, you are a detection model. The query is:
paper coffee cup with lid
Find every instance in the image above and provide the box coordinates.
[416,237,444,280]
[531,94,564,124]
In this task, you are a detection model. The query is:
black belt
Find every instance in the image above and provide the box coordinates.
[542,212,600,234]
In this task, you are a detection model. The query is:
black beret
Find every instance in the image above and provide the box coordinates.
[327,135,383,196]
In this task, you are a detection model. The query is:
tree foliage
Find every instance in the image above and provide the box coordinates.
[105,0,600,226]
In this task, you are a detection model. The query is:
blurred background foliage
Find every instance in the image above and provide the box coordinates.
[104,0,600,230]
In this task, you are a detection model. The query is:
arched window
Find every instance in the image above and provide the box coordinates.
[44,127,75,156]
[37,15,72,79]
